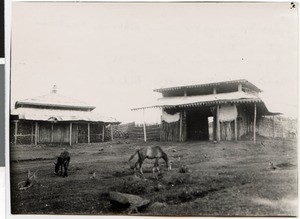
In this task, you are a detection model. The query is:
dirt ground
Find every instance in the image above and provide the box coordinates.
[10,138,297,216]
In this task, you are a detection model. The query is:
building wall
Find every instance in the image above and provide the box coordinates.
[159,104,256,142]
[257,116,297,139]
[10,120,106,145]
[160,120,181,141]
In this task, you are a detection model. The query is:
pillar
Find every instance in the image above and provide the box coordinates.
[143,109,147,142]
[179,110,183,142]
[31,123,34,144]
[234,118,237,141]
[14,121,18,145]
[69,123,72,146]
[273,115,276,138]
[216,105,220,142]
[102,124,105,142]
[111,124,114,141]
[87,123,90,144]
[51,123,54,143]
[253,103,257,144]
[35,122,38,145]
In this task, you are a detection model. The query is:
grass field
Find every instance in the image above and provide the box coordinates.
[10,138,297,216]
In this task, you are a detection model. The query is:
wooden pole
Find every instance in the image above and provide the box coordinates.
[216,105,220,142]
[76,124,78,144]
[14,121,18,145]
[35,122,38,145]
[69,123,72,146]
[234,104,237,141]
[110,124,114,141]
[213,114,216,141]
[234,118,237,141]
[179,110,183,142]
[87,123,90,144]
[273,115,275,138]
[51,123,54,143]
[143,109,147,142]
[37,123,39,143]
[183,110,187,141]
[102,124,105,142]
[253,103,257,144]
[31,123,34,144]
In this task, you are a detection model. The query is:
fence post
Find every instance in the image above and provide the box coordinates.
[216,105,220,142]
[273,115,275,138]
[69,123,72,146]
[143,109,147,142]
[14,121,18,145]
[253,103,257,144]
[87,123,90,144]
[35,122,38,145]
[102,124,105,142]
[111,125,114,141]
[51,123,54,143]
[179,110,183,142]
[31,123,34,144]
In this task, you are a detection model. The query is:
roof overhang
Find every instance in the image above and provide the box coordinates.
[10,108,120,124]
[132,91,281,116]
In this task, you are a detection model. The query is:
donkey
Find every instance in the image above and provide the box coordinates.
[128,146,172,176]
[54,151,70,177]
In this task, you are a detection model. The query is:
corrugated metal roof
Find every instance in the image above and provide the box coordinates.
[11,108,120,124]
[15,93,95,110]
[132,91,262,110]
[153,79,262,93]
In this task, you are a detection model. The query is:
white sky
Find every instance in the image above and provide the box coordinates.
[10,2,298,123]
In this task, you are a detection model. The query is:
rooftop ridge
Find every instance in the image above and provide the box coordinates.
[15,92,95,110]
[153,79,262,93]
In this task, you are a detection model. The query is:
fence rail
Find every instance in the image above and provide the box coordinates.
[105,122,160,141]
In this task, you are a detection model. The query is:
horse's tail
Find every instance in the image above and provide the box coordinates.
[128,149,140,162]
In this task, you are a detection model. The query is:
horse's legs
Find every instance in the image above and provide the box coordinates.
[64,161,68,177]
[60,164,63,176]
[153,158,159,178]
[139,162,143,174]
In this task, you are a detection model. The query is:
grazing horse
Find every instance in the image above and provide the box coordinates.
[128,146,171,176]
[54,151,70,177]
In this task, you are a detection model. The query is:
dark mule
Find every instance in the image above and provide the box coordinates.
[54,151,70,177]
[128,146,171,176]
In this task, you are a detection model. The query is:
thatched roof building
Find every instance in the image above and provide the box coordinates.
[11,85,119,145]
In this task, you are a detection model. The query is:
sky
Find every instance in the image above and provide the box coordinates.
[10,2,298,124]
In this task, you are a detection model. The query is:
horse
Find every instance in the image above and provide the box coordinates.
[54,151,70,177]
[128,146,171,176]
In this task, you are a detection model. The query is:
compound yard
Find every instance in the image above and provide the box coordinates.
[10,138,297,216]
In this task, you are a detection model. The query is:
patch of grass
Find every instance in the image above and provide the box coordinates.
[163,173,196,186]
[110,177,154,195]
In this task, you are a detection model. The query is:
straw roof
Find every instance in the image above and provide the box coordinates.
[15,92,95,111]
[154,79,262,93]
[132,91,279,115]
[11,107,120,124]
[12,85,120,124]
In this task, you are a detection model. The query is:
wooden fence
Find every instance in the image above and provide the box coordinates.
[105,122,160,141]
[130,124,161,141]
